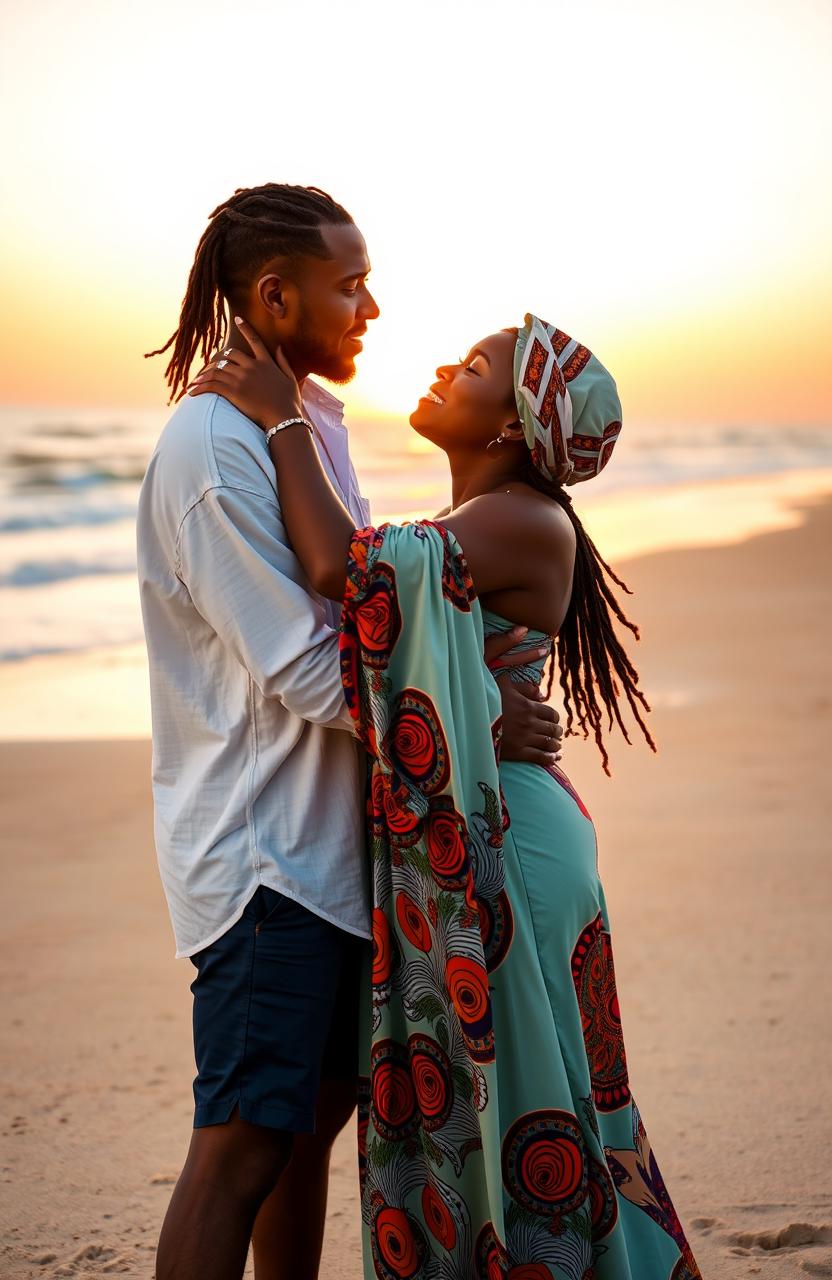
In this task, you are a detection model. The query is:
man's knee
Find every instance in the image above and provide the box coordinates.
[186,1112,294,1202]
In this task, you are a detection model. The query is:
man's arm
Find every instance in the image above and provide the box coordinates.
[176,483,352,730]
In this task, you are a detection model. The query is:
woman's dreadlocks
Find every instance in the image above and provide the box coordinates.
[522,465,656,775]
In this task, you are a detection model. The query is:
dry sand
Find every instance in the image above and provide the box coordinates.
[1,495,830,1279]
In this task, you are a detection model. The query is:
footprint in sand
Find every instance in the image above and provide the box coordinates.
[799,1255,832,1277]
[717,1222,832,1272]
[726,1223,832,1251]
[49,1242,133,1275]
[690,1216,725,1235]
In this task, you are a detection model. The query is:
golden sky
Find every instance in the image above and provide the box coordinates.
[1,0,830,427]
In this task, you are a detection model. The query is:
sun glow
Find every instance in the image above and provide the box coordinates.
[1,0,830,427]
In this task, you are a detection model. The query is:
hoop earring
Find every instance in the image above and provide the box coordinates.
[486,433,508,456]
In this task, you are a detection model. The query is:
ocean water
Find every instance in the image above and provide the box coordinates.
[1,403,830,662]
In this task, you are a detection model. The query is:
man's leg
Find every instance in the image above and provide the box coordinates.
[251,934,365,1280]
[159,887,352,1279]
[157,1109,293,1280]
[251,1078,357,1280]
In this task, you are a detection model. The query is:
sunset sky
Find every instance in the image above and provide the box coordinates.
[1,0,830,427]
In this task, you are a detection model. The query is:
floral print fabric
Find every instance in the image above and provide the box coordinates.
[340,521,700,1279]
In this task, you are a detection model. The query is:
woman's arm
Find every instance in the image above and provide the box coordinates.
[188,319,357,599]
[264,418,357,599]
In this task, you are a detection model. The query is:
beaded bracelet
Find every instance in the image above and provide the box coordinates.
[264,417,314,444]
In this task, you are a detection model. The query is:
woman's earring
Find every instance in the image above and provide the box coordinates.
[486,433,508,456]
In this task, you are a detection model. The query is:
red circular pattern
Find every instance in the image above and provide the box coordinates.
[395,892,432,953]
[356,591,393,652]
[370,1041,418,1143]
[445,956,489,1023]
[375,1206,425,1279]
[407,1033,452,1130]
[355,563,401,668]
[421,1183,456,1250]
[501,1109,588,1219]
[445,955,494,1063]
[425,798,470,888]
[386,690,449,795]
[393,712,433,773]
[520,1136,582,1204]
[509,1268,553,1280]
[372,908,392,985]
[373,1061,415,1130]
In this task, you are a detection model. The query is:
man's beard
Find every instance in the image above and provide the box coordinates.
[293,312,356,385]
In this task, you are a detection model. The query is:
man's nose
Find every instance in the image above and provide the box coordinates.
[361,288,381,320]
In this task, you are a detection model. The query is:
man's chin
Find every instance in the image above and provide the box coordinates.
[311,357,356,386]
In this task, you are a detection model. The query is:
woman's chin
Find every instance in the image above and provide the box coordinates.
[409,402,443,438]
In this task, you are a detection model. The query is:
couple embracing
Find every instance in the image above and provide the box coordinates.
[138,183,700,1280]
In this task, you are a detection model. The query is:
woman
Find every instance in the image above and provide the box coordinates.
[190,315,700,1279]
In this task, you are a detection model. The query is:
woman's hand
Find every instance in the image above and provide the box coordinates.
[187,317,304,430]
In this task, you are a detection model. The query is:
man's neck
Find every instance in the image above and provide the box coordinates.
[221,317,310,387]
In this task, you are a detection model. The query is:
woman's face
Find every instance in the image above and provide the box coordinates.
[409,330,519,451]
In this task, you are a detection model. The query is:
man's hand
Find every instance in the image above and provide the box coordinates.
[498,678,563,766]
[483,628,564,767]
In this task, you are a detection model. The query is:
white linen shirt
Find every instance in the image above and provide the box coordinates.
[137,380,372,957]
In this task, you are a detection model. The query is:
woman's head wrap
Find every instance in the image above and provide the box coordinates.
[513,314,622,485]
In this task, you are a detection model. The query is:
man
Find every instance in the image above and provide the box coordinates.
[138,182,562,1280]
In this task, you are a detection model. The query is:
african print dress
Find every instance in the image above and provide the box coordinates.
[340,520,701,1280]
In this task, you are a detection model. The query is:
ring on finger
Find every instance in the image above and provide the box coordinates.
[217,358,229,370]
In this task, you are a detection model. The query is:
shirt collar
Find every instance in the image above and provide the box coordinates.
[302,378,345,426]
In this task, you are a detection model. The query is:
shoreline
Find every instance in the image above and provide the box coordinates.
[1,465,831,742]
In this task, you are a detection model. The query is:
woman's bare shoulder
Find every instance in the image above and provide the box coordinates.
[450,485,575,552]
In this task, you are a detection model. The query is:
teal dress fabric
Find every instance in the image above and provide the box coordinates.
[339,521,700,1280]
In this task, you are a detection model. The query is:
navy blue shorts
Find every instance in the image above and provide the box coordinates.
[189,886,365,1133]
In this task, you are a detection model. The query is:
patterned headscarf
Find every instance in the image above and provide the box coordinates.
[513,314,622,485]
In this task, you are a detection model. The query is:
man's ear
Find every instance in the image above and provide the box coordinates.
[257,272,288,318]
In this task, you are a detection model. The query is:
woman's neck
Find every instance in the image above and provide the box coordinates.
[447,449,523,510]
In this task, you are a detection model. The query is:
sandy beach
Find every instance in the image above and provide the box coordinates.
[1,494,830,1279]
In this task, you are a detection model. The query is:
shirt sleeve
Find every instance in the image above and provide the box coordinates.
[176,483,353,731]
